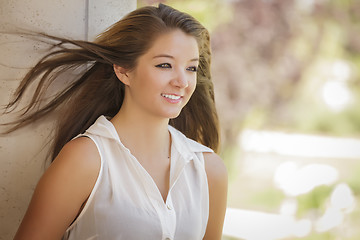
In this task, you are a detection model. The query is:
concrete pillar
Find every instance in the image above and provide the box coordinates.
[0,1,136,239]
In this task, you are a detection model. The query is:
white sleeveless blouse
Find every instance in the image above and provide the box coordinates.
[62,116,212,240]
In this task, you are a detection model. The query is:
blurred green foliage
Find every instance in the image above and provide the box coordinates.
[296,185,333,218]
[222,237,239,240]
[247,187,285,211]
[294,104,360,137]
[346,162,360,195]
[301,232,335,240]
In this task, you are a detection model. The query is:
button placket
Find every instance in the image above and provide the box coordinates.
[162,195,176,240]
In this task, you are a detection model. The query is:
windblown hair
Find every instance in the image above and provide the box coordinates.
[3,3,220,160]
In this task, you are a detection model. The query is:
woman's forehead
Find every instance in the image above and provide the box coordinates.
[144,30,199,60]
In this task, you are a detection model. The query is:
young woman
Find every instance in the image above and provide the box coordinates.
[6,3,227,240]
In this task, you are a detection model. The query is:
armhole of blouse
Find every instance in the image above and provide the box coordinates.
[65,134,104,232]
[198,151,211,237]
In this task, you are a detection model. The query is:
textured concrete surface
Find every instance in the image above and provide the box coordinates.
[0,1,136,239]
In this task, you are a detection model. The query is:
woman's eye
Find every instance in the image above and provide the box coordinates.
[156,63,171,68]
[187,66,198,72]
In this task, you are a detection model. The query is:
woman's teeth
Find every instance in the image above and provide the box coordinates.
[161,94,181,100]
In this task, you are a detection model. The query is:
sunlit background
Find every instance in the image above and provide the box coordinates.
[139,0,360,239]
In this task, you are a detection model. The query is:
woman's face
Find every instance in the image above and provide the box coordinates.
[123,29,199,119]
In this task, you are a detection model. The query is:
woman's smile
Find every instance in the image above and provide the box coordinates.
[161,93,183,103]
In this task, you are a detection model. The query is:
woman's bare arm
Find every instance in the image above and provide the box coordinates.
[203,152,228,240]
[14,137,101,240]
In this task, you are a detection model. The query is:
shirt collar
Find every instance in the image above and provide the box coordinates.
[85,115,121,142]
[168,125,213,163]
[85,116,213,163]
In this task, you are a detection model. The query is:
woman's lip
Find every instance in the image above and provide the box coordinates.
[161,93,182,98]
[161,93,183,103]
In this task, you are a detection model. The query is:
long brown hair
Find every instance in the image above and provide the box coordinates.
[2,3,220,160]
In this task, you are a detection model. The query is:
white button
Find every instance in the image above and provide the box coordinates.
[167,204,172,210]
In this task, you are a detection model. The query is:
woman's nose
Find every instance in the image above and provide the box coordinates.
[172,70,189,88]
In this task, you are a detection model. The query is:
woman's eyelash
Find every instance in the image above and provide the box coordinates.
[156,63,171,68]
[155,63,197,72]
[187,66,198,72]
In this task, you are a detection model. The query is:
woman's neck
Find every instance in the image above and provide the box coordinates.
[110,106,171,163]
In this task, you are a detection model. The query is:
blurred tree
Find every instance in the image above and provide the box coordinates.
[290,0,360,137]
[211,0,315,160]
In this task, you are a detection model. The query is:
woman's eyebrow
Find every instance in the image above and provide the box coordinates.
[190,58,199,62]
[153,54,199,62]
[153,54,174,59]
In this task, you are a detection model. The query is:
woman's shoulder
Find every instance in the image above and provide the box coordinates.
[46,136,101,200]
[58,136,101,174]
[203,152,228,185]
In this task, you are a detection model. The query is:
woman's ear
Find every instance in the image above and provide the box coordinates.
[113,64,130,85]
